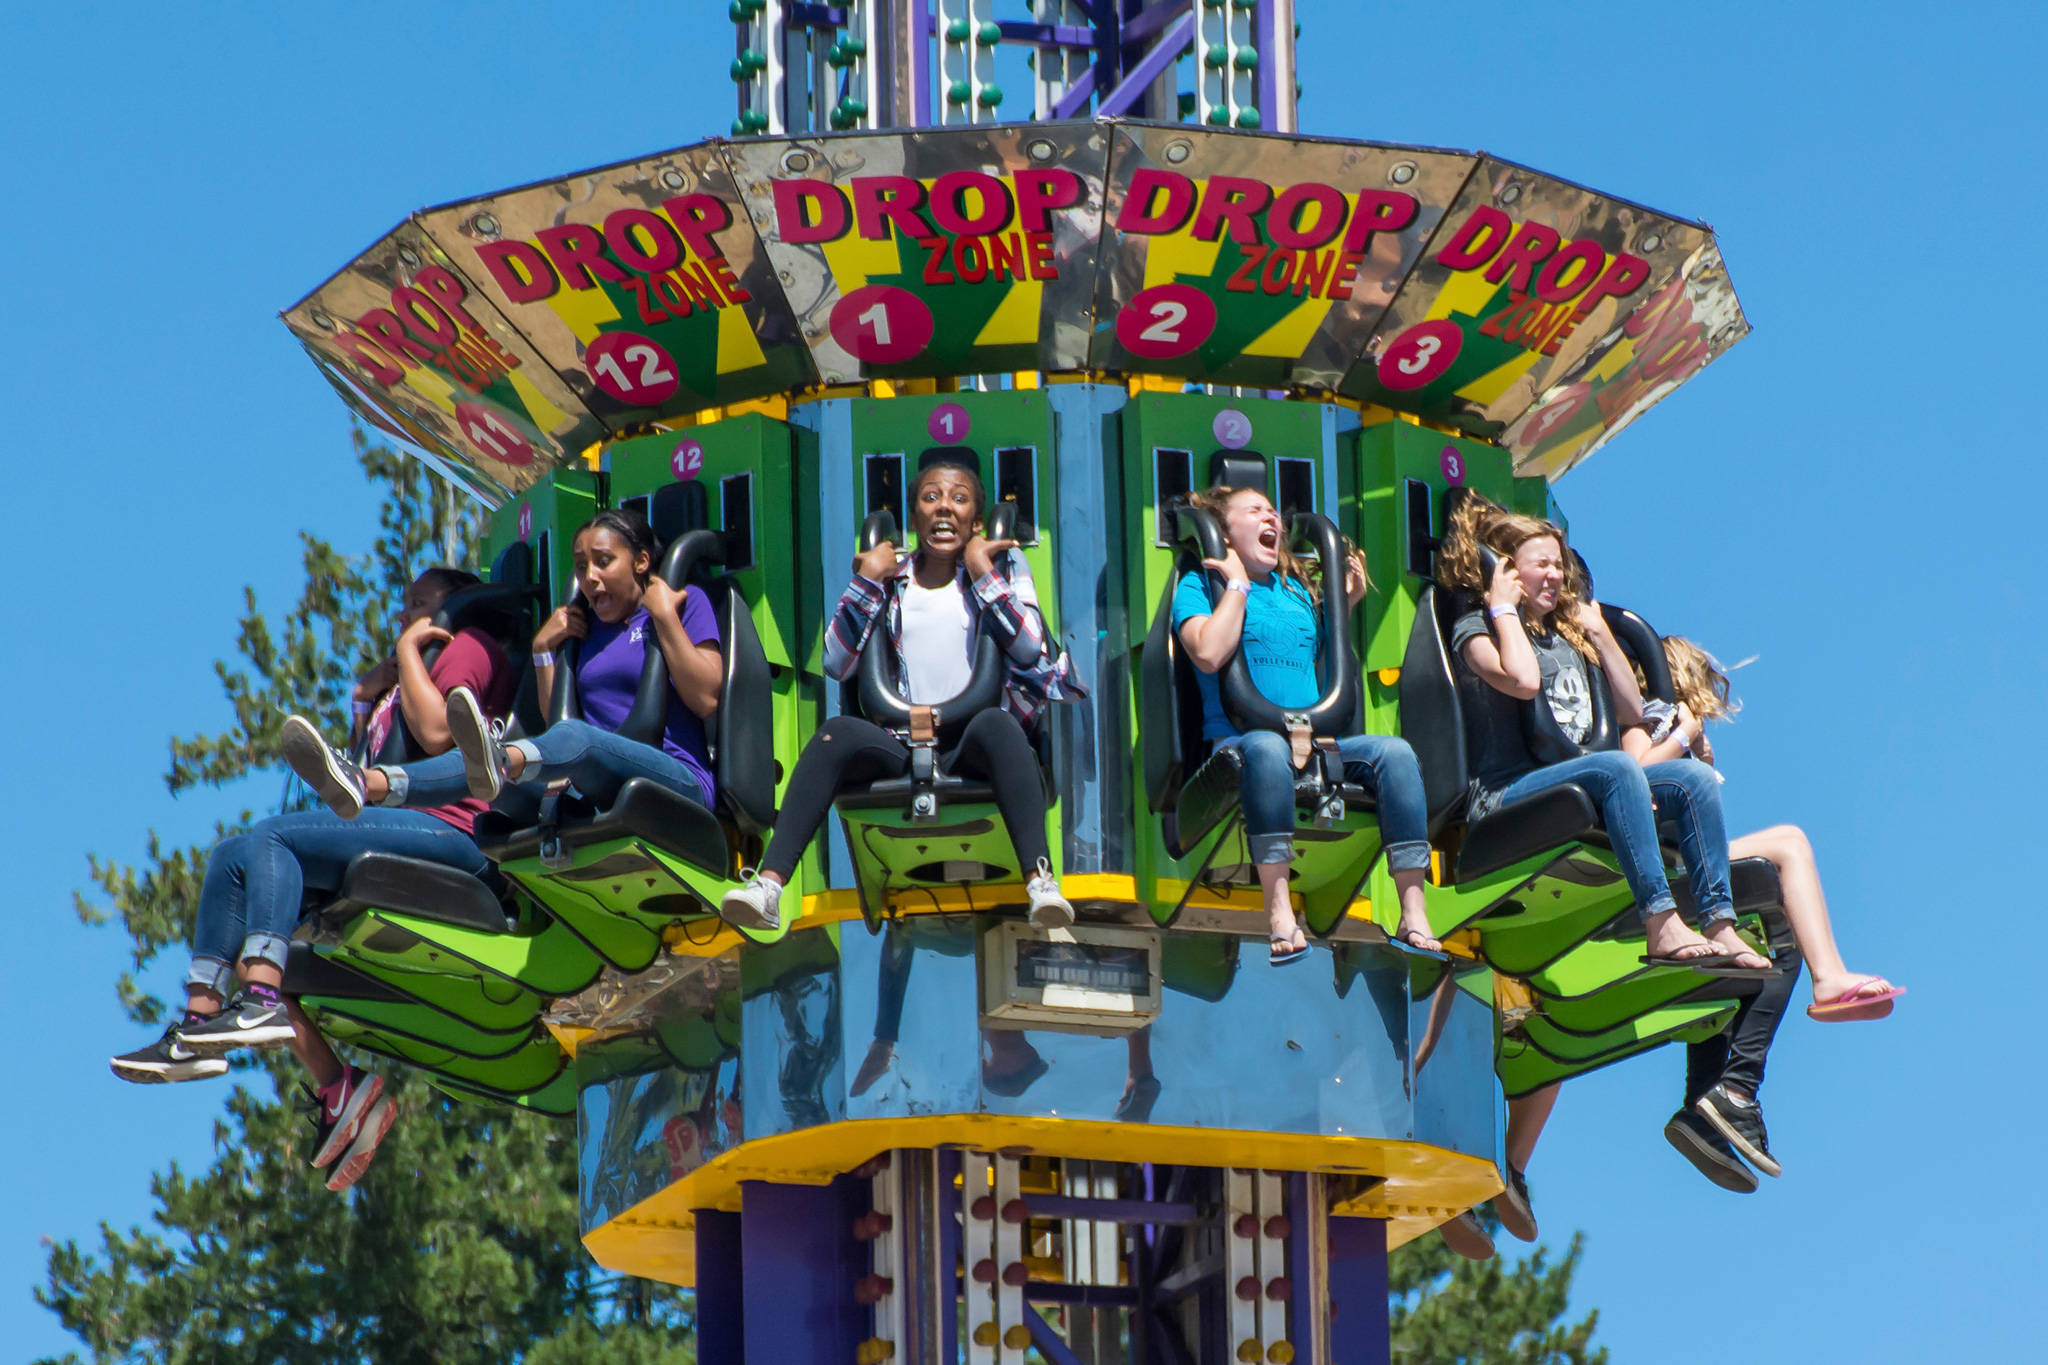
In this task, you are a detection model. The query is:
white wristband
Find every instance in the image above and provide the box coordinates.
[1488,604,1518,620]
[1226,579,1251,596]
[531,650,555,667]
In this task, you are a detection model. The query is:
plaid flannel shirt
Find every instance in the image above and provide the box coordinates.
[824,549,1085,732]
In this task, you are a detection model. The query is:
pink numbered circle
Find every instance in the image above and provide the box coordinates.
[584,330,682,406]
[829,285,935,364]
[516,503,533,540]
[1504,382,1593,452]
[929,402,971,443]
[1376,319,1464,392]
[1213,408,1253,449]
[1439,445,1467,486]
[671,439,705,480]
[1116,283,1217,360]
[454,401,535,467]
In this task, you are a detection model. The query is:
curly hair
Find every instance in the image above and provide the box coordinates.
[1662,635,1738,722]
[1187,484,1336,608]
[1435,491,1596,663]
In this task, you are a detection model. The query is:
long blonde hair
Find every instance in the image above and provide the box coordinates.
[1435,491,1596,663]
[1187,484,1346,607]
[1662,635,1737,722]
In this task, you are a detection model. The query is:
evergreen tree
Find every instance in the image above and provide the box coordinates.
[39,430,693,1364]
[1390,1209,1606,1364]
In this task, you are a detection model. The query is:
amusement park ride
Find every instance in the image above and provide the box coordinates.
[279,2,1750,1360]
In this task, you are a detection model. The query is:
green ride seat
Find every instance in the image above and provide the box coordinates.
[286,947,576,1117]
[831,502,1057,930]
[476,520,784,969]
[1137,502,1381,937]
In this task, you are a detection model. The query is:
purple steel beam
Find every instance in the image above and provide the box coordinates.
[913,0,931,125]
[1050,65,1101,118]
[1021,1193,1204,1224]
[1025,1281,1141,1307]
[741,1179,867,1363]
[790,2,848,25]
[1328,1217,1391,1365]
[1095,11,1193,116]
[695,1210,745,1363]
[1254,0,1281,128]
[1123,0,1190,46]
[1025,1306,1089,1365]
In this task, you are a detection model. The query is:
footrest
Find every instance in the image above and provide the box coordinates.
[1455,784,1602,882]
[281,943,414,1003]
[320,853,510,935]
[479,777,730,875]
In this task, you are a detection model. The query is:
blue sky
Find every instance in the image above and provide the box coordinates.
[4,2,2040,1359]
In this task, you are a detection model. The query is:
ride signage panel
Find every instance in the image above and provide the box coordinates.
[725,123,1109,382]
[414,143,815,427]
[1090,125,1470,390]
[1338,155,1718,472]
[285,123,1747,498]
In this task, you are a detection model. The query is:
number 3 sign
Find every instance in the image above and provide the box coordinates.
[1376,319,1463,392]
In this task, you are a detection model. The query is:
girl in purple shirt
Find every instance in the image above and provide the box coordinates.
[286,508,722,825]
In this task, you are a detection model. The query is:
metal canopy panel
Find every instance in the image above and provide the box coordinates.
[1337,155,1713,444]
[1503,242,1750,480]
[1090,124,1474,389]
[414,142,816,430]
[284,221,587,496]
[285,123,1748,497]
[723,122,1110,383]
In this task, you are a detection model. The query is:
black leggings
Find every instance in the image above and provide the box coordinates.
[1686,907,1804,1103]
[760,710,1051,881]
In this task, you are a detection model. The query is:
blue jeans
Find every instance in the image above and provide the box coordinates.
[1489,752,1733,927]
[1218,730,1432,871]
[381,718,710,810]
[186,808,490,994]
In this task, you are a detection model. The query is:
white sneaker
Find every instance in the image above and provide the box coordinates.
[445,686,507,802]
[1025,860,1074,929]
[720,873,782,932]
[281,715,366,819]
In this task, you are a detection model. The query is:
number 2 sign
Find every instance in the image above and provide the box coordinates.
[1116,283,1217,361]
[584,331,682,406]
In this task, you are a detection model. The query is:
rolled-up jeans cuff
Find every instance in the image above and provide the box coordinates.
[376,765,409,805]
[186,956,235,996]
[1247,832,1295,865]
[1642,893,1679,919]
[241,932,291,971]
[1385,840,1432,874]
[1697,903,1736,931]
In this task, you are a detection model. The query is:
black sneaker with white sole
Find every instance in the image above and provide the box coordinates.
[175,988,296,1055]
[1695,1083,1782,1178]
[111,1023,230,1084]
[280,715,367,819]
[1494,1163,1538,1242]
[444,686,507,802]
[1664,1109,1760,1193]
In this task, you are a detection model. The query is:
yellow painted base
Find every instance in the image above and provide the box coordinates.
[584,1113,1502,1287]
[785,874,1379,931]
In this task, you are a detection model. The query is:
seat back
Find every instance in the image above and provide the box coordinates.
[845,504,1018,748]
[1173,503,1362,739]
[369,548,540,766]
[1139,543,1210,813]
[1399,583,1473,830]
[709,569,776,834]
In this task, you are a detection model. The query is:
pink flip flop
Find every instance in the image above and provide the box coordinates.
[1807,979,1905,1022]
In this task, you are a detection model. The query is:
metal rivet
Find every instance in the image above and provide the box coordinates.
[309,310,334,331]
[1639,230,1663,252]
[471,212,500,238]
[1164,139,1191,164]
[783,149,812,173]
[1389,160,1416,185]
[397,245,422,269]
[1499,182,1522,204]
[1027,138,1055,162]
[660,167,688,190]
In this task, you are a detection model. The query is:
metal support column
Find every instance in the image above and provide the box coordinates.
[1328,1216,1391,1365]
[696,1209,746,1363]
[741,1178,868,1362]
